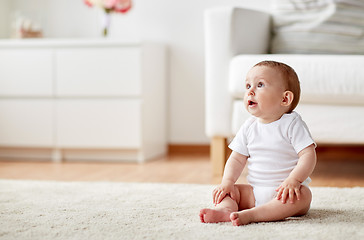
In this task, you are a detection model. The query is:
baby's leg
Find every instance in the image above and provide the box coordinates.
[200,184,254,223]
[199,195,237,223]
[230,185,312,226]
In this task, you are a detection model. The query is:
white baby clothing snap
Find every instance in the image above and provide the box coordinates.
[229,111,315,207]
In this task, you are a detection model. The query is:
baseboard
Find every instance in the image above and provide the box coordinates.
[1,144,362,161]
[168,144,210,155]
[0,147,161,163]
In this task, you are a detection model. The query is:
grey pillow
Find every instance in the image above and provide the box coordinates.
[270,0,364,54]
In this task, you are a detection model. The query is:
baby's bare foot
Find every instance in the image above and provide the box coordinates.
[199,208,232,223]
[230,211,251,226]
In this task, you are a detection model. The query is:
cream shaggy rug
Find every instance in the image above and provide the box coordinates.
[0,180,363,240]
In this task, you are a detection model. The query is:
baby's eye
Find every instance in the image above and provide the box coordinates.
[257,82,264,88]
[246,84,251,89]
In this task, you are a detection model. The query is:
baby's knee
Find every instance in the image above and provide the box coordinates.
[296,186,312,215]
[300,185,312,202]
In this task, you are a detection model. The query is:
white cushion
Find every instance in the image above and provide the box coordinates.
[229,54,364,105]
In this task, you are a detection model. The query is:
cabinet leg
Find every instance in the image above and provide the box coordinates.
[52,149,62,162]
[211,137,228,176]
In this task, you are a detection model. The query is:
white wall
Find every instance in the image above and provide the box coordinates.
[0,0,10,38]
[1,0,270,144]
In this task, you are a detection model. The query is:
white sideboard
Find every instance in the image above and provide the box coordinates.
[0,39,167,162]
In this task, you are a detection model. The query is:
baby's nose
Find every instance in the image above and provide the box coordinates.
[248,89,255,96]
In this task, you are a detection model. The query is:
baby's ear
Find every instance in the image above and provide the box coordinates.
[281,91,294,107]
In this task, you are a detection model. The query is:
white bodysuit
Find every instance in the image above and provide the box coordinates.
[229,111,315,207]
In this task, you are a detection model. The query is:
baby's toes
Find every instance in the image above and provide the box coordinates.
[230,212,240,226]
[199,209,207,223]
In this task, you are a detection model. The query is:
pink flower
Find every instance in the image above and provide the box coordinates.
[113,0,132,13]
[84,0,132,14]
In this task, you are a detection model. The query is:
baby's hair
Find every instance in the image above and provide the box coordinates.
[254,60,300,113]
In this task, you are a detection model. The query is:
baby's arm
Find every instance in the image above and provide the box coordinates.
[213,151,248,205]
[276,144,317,204]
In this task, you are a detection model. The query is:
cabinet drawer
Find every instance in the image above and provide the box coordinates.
[0,100,53,146]
[56,99,141,148]
[55,48,141,96]
[0,49,53,96]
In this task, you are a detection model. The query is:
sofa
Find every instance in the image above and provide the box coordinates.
[205,6,364,176]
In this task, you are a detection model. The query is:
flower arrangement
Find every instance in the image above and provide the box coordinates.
[84,0,132,36]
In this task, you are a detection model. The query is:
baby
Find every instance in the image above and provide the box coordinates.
[200,60,317,226]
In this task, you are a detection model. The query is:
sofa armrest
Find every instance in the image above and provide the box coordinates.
[204,7,271,137]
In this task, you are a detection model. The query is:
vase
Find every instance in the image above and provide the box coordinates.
[102,11,111,37]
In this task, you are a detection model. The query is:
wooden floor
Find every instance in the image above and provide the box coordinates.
[0,147,363,187]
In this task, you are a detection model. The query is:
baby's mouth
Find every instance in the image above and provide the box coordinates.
[248,100,257,107]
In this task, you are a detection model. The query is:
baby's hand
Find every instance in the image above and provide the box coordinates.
[276,178,302,204]
[212,181,236,205]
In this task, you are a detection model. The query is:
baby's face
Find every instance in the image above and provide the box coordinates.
[244,66,288,123]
